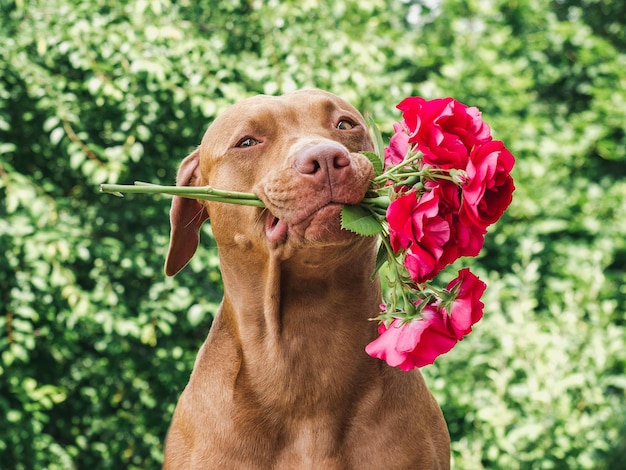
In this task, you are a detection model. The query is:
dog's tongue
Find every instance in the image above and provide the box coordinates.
[266,215,288,244]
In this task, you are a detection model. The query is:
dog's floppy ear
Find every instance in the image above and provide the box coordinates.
[164,149,210,276]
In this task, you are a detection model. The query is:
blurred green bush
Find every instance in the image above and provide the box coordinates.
[1,0,624,468]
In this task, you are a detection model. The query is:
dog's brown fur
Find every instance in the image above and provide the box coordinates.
[162,89,450,469]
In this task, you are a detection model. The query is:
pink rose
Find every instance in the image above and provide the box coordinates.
[426,182,461,268]
[445,268,486,339]
[431,181,486,260]
[384,122,410,169]
[366,269,486,370]
[462,140,515,227]
[365,308,457,370]
[454,222,487,258]
[387,191,450,283]
[397,96,492,169]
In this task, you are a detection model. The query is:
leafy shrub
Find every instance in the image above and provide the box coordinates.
[1,0,624,467]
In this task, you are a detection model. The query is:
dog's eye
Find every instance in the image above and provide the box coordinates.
[236,137,260,148]
[336,120,355,130]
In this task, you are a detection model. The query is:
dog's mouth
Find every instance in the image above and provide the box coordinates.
[265,213,289,244]
[264,204,346,245]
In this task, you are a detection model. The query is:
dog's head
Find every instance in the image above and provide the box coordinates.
[165,89,375,276]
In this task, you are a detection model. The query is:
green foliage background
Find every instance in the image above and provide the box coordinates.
[1,0,624,468]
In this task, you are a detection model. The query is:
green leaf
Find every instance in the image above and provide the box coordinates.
[372,242,389,279]
[366,115,386,163]
[187,303,207,327]
[341,205,383,236]
[362,151,384,177]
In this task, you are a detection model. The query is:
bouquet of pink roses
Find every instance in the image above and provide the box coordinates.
[341,96,515,370]
[101,95,515,371]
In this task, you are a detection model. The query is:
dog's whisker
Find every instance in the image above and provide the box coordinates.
[255,207,271,225]
[183,207,207,229]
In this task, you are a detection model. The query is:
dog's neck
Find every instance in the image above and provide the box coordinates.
[216,239,382,411]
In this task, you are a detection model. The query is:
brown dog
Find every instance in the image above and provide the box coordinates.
[162,89,450,469]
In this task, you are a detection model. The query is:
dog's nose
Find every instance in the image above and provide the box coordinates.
[294,143,351,178]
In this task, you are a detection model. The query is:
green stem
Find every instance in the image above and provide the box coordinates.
[380,237,416,319]
[361,195,390,208]
[373,151,424,185]
[100,182,266,207]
